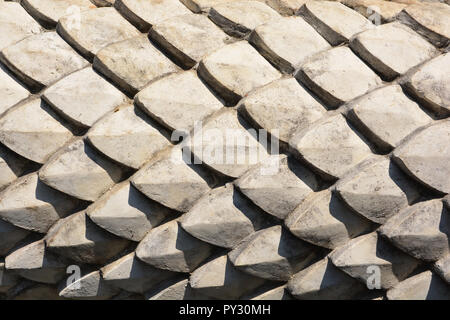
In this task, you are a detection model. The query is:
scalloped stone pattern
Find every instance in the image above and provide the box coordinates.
[0,0,448,300]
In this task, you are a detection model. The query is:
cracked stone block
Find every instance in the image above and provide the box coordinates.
[392,121,450,194]
[0,2,41,51]
[296,46,382,108]
[341,0,407,22]
[228,225,316,281]
[249,16,330,74]
[0,173,81,233]
[21,0,94,29]
[181,184,270,249]
[180,0,240,13]
[0,98,73,164]
[243,284,292,300]
[59,270,120,299]
[0,143,30,190]
[298,1,373,46]
[39,139,124,202]
[46,211,130,265]
[149,14,230,69]
[43,68,126,129]
[346,85,432,151]
[135,70,223,134]
[198,41,281,105]
[57,7,140,61]
[0,260,19,293]
[329,232,420,290]
[209,1,280,38]
[289,114,373,180]
[335,157,421,224]
[87,104,170,169]
[238,77,326,144]
[189,254,265,299]
[136,219,214,273]
[131,146,215,213]
[188,108,271,178]
[350,22,438,81]
[0,67,29,116]
[387,271,450,300]
[434,254,450,284]
[5,240,67,284]
[87,181,174,242]
[287,257,367,300]
[114,0,191,32]
[101,252,175,294]
[379,199,449,262]
[402,53,450,118]
[0,32,88,92]
[398,3,450,48]
[234,155,318,220]
[285,190,372,249]
[146,277,209,300]
[94,36,179,96]
[0,219,29,256]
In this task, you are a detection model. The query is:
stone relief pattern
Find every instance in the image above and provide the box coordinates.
[0,0,449,300]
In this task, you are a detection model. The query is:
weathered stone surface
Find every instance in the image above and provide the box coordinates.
[298,1,373,46]
[43,68,126,129]
[180,0,240,13]
[91,0,114,6]
[238,77,326,143]
[341,0,407,22]
[135,70,223,134]
[249,16,330,74]
[149,14,230,69]
[379,199,449,262]
[235,155,318,219]
[392,121,450,194]
[132,146,215,212]
[0,32,88,91]
[190,254,265,299]
[243,284,292,300]
[296,46,382,108]
[329,232,420,289]
[264,0,307,15]
[114,0,191,32]
[346,85,432,151]
[387,271,450,300]
[335,157,421,224]
[94,36,179,96]
[101,252,175,293]
[287,257,367,300]
[198,41,281,105]
[0,66,29,116]
[289,114,372,180]
[146,277,209,300]
[59,270,120,299]
[228,225,316,281]
[21,0,94,28]
[87,181,174,242]
[87,104,170,169]
[285,190,372,249]
[58,7,140,61]
[0,219,29,256]
[209,1,280,38]
[46,211,130,265]
[39,139,124,202]
[398,3,450,48]
[136,219,213,273]
[350,22,438,81]
[434,254,450,284]
[0,98,73,163]
[181,184,269,249]
[402,53,450,118]
[188,108,271,178]
[0,173,80,233]
[5,240,67,284]
[0,2,41,51]
[0,144,30,190]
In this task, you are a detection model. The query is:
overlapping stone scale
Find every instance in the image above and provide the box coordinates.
[0,219,29,256]
[0,66,29,116]
[341,0,407,22]
[434,254,450,284]
[0,143,30,190]
[386,271,450,300]
[58,270,120,300]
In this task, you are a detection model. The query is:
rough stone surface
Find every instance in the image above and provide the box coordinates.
[59,270,120,299]
[341,0,407,22]
[0,143,30,190]
[0,66,29,116]
[249,16,331,74]
[350,22,438,81]
[387,271,450,300]
[434,254,450,284]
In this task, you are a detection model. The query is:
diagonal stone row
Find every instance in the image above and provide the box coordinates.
[0,0,449,300]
